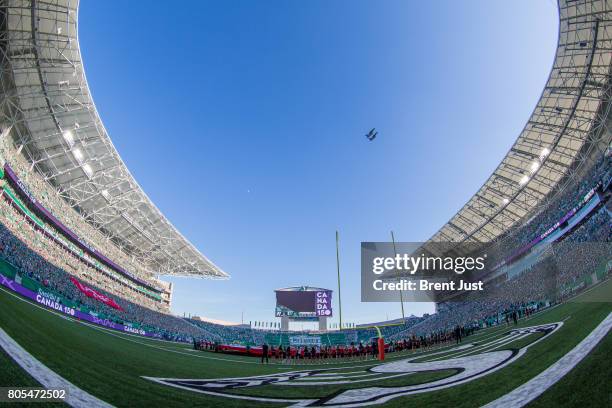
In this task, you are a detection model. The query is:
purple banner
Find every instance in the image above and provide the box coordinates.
[315,290,332,317]
[3,164,159,292]
[493,183,602,270]
[0,274,162,339]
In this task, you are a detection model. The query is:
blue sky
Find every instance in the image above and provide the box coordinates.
[78,1,558,326]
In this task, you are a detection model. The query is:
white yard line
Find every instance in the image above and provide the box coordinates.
[482,312,612,408]
[0,327,114,408]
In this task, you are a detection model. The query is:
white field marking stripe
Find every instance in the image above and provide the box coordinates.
[0,284,326,368]
[143,376,318,404]
[472,326,519,343]
[277,372,414,386]
[0,283,409,402]
[294,372,383,381]
[455,327,531,357]
[425,332,521,362]
[313,370,373,376]
[0,284,271,367]
[427,335,518,361]
[460,334,532,357]
[0,279,354,370]
[409,343,475,361]
[482,312,612,408]
[0,280,537,371]
[448,333,532,360]
[308,323,564,408]
[81,319,405,372]
[0,327,113,408]
[76,317,413,368]
[412,344,475,362]
[0,285,179,345]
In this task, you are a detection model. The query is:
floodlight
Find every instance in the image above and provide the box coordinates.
[62,130,74,147]
[72,147,84,163]
[82,163,93,178]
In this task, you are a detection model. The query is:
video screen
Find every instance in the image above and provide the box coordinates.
[275,290,332,318]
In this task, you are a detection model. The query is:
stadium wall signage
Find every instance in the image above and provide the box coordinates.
[0,274,162,340]
[289,335,322,346]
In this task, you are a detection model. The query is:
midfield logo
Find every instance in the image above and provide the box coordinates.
[143,323,561,407]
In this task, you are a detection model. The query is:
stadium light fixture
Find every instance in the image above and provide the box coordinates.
[530,161,540,172]
[62,130,74,147]
[541,147,550,157]
[519,175,530,185]
[101,189,111,202]
[72,147,84,163]
[82,163,93,179]
[502,198,510,205]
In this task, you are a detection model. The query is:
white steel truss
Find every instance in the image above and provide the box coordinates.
[0,0,228,279]
[428,0,611,246]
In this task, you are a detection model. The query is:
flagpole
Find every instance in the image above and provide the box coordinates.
[336,230,343,330]
[391,231,405,320]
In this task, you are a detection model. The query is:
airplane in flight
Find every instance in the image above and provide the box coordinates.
[365,128,378,141]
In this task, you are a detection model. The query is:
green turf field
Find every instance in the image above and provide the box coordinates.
[0,279,610,407]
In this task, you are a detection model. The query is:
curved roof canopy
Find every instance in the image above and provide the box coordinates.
[0,0,228,279]
[429,0,611,245]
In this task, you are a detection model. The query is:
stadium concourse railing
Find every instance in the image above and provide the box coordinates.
[0,164,163,301]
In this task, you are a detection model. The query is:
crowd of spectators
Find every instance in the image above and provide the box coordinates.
[487,154,610,265]
[0,188,166,312]
[0,198,212,341]
[0,140,161,289]
[0,138,609,349]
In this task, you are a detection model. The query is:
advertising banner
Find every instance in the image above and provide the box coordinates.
[69,276,123,311]
[0,274,162,339]
[289,335,322,346]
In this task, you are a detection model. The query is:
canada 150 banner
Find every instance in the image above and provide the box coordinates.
[0,274,161,339]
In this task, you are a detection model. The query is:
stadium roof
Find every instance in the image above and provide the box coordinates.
[0,0,228,279]
[275,287,332,292]
[428,0,611,246]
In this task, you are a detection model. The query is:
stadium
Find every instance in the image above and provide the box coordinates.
[0,0,610,407]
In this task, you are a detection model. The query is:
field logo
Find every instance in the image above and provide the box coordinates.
[144,322,562,406]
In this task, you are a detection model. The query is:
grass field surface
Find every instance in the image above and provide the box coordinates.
[0,279,610,407]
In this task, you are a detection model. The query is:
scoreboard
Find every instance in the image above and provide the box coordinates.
[275,288,332,319]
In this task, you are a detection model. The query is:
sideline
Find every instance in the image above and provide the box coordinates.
[0,284,402,369]
[482,311,612,408]
[0,326,114,408]
[0,282,456,369]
